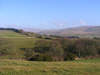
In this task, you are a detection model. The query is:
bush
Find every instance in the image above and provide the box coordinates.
[64,53,76,61]
[20,48,35,59]
[29,54,53,61]
[34,40,64,61]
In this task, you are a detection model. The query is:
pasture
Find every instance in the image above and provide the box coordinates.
[0,59,99,75]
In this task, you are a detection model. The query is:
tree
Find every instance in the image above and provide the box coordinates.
[75,39,98,57]
[59,38,76,60]
[33,40,64,61]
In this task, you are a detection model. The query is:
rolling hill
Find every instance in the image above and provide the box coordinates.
[0,30,27,38]
[0,28,39,59]
[0,28,27,38]
[40,26,100,38]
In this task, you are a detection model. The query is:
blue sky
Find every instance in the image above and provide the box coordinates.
[0,0,100,29]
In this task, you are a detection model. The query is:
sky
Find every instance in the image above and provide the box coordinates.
[0,0,100,29]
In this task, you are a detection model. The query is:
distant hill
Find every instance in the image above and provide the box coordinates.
[40,26,100,38]
[22,27,43,33]
[0,28,27,38]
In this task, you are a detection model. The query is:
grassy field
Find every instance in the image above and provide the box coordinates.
[0,59,99,75]
[0,30,27,38]
[0,37,39,59]
[0,30,100,75]
[0,30,38,59]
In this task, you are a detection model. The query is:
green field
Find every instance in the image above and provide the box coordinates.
[0,30,100,75]
[0,59,99,75]
[0,30,27,38]
[0,30,38,59]
[0,37,39,59]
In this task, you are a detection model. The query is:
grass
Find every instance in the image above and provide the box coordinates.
[0,59,99,75]
[0,30,39,59]
[0,37,39,59]
[0,30,48,59]
[0,30,100,75]
[0,30,27,38]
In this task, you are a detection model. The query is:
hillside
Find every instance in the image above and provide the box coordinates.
[0,29,26,38]
[40,26,100,38]
[0,28,99,60]
[0,29,39,59]
[0,28,40,38]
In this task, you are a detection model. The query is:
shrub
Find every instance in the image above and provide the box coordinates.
[29,54,53,61]
[34,40,64,61]
[64,53,76,61]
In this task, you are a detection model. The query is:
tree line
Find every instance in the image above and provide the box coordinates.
[0,36,100,61]
[22,38,100,61]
